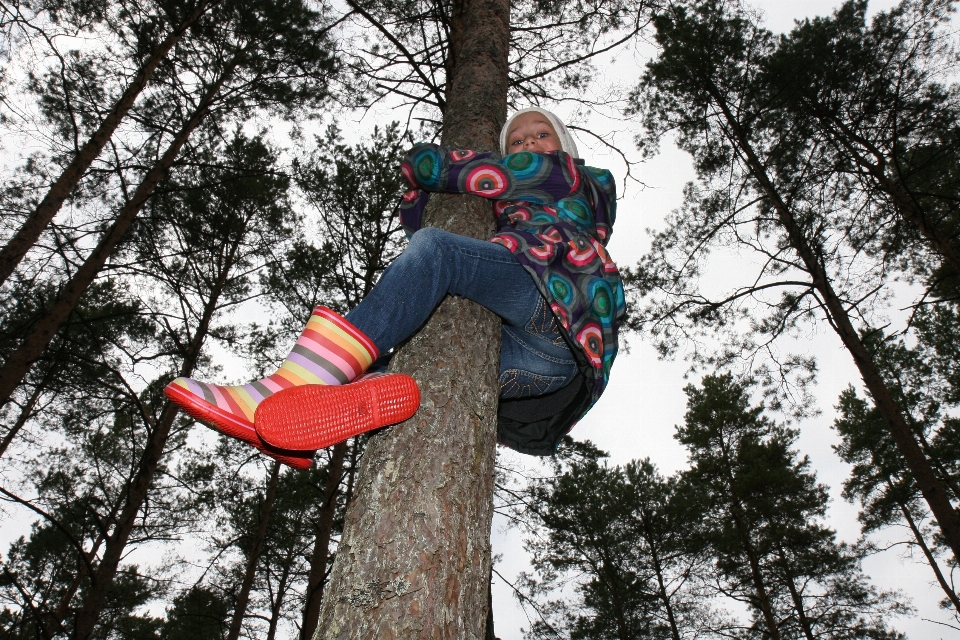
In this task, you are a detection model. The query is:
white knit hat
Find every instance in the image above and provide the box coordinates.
[500,107,580,159]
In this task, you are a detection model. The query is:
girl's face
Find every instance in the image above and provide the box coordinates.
[506,112,561,154]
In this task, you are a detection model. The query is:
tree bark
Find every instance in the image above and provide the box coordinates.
[0,69,231,410]
[227,461,281,640]
[300,441,348,640]
[485,570,495,640]
[704,78,960,563]
[312,0,509,637]
[0,0,214,287]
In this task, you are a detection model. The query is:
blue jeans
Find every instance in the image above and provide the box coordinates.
[346,228,579,399]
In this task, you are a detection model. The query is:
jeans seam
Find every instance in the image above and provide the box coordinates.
[499,370,567,385]
[457,246,519,264]
[525,297,568,347]
[504,327,576,365]
[499,369,571,398]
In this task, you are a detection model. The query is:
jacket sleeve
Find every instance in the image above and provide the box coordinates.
[583,165,617,245]
[400,143,580,202]
[397,188,429,237]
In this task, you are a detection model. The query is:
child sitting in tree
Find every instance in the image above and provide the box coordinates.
[165,108,626,468]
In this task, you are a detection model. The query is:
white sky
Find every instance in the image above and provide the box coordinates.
[1,1,953,638]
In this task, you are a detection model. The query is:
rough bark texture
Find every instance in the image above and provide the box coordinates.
[312,0,509,637]
[0,0,213,288]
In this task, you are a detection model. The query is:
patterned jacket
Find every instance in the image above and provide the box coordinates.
[399,143,626,455]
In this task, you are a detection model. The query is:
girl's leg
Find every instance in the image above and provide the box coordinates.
[348,227,554,351]
[257,227,579,452]
[346,227,578,395]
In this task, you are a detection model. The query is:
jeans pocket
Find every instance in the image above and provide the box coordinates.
[525,297,568,348]
[499,369,572,399]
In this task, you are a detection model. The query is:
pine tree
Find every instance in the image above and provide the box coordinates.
[0,0,341,409]
[629,0,960,564]
[679,374,907,640]
[834,304,960,616]
[311,1,649,635]
[516,439,721,640]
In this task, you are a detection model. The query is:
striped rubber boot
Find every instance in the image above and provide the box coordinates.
[164,306,379,469]
[255,372,420,451]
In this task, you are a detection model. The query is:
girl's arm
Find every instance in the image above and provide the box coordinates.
[398,143,583,235]
[401,143,582,201]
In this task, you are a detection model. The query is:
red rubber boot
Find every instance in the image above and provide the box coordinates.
[255,373,421,451]
[165,382,315,469]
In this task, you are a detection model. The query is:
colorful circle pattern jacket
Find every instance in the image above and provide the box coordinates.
[399,143,626,455]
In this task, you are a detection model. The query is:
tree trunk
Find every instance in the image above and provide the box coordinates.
[642,516,681,640]
[0,381,44,458]
[729,507,781,640]
[815,115,960,278]
[0,0,214,287]
[266,551,295,640]
[42,492,125,637]
[312,0,509,637]
[227,461,281,640]
[300,441,348,640]
[715,427,781,640]
[777,547,815,640]
[69,239,239,640]
[704,79,960,562]
[0,69,230,410]
[897,497,960,614]
[485,570,495,640]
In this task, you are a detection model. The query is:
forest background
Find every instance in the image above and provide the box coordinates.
[1,0,958,638]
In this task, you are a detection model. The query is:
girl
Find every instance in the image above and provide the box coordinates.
[165,108,626,468]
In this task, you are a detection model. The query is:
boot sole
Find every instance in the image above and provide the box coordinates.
[164,382,314,470]
[255,374,421,450]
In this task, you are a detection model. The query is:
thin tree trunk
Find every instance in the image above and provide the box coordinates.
[897,497,960,613]
[0,381,43,458]
[0,0,214,287]
[704,79,960,562]
[643,516,682,640]
[485,569,495,640]
[227,462,282,640]
[300,441,348,640]
[716,427,781,640]
[266,551,295,640]
[0,69,231,410]
[729,508,781,640]
[312,0,509,636]
[816,115,960,278]
[42,491,125,638]
[915,429,960,504]
[777,547,815,640]
[69,237,240,640]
